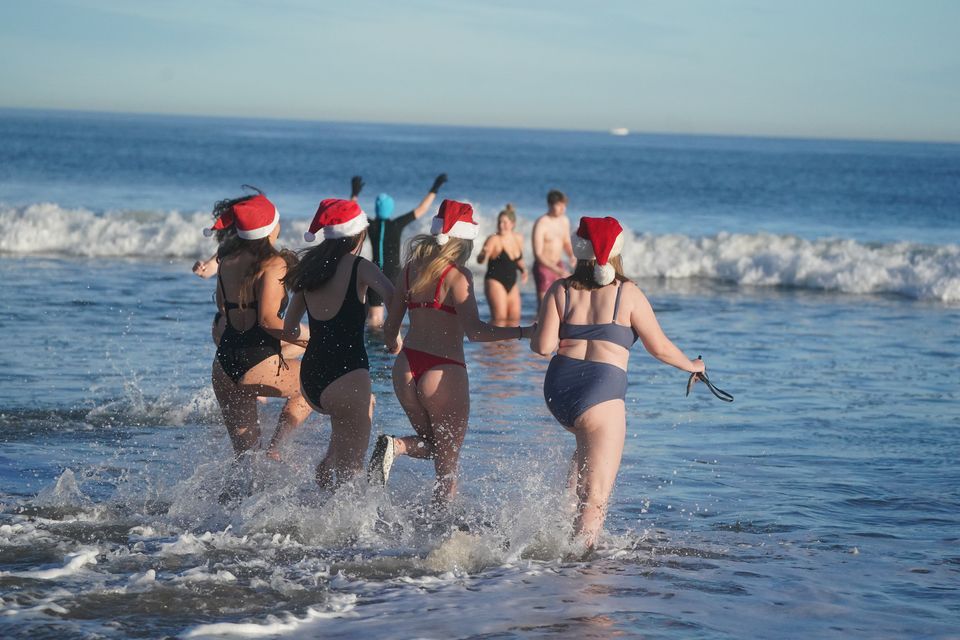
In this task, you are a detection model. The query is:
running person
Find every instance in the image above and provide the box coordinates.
[282,199,397,487]
[531,189,575,310]
[204,193,312,461]
[354,173,448,327]
[373,200,535,504]
[531,216,706,549]
[477,204,527,323]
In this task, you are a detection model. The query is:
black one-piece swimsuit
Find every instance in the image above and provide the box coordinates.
[300,257,369,410]
[215,274,282,383]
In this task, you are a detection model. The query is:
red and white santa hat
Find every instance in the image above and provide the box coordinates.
[430,199,479,245]
[203,194,280,240]
[304,198,368,243]
[572,216,625,285]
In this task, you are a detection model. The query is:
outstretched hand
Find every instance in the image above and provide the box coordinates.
[430,173,448,194]
[351,175,365,198]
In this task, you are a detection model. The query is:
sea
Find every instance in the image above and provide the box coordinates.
[0,108,958,639]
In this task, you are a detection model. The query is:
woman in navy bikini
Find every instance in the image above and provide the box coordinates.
[282,199,396,487]
[531,216,706,549]
[205,193,312,460]
[373,200,535,504]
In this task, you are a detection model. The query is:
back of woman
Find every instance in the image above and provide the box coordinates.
[283,198,395,487]
[532,216,706,551]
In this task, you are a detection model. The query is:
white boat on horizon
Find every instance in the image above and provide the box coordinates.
[609,127,630,136]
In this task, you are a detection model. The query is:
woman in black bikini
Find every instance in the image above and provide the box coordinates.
[206,193,312,460]
[282,199,397,487]
[372,200,535,505]
[477,204,527,323]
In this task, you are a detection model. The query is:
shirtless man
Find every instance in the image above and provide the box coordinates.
[532,189,575,309]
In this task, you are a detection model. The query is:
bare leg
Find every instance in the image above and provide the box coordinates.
[212,360,260,456]
[506,283,521,323]
[415,365,470,504]
[570,399,626,548]
[234,356,313,461]
[484,279,509,323]
[319,369,374,484]
[391,352,436,459]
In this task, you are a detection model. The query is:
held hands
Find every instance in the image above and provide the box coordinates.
[386,335,403,355]
[518,323,537,340]
[351,175,365,198]
[430,173,448,194]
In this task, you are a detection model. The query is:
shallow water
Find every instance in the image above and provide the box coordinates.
[2,112,959,637]
[2,256,958,638]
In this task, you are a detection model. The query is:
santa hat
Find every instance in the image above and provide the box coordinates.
[304,198,368,243]
[203,194,279,240]
[430,199,479,245]
[572,216,625,285]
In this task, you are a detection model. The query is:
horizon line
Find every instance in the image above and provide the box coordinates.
[2,105,958,148]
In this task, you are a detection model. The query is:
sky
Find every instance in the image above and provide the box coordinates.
[1,0,959,142]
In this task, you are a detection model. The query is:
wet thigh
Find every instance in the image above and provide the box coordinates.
[240,356,302,398]
[393,352,433,440]
[573,399,626,496]
[485,279,509,318]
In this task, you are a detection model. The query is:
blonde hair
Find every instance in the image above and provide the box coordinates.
[498,203,517,225]
[404,234,473,296]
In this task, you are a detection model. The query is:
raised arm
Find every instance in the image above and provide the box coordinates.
[192,252,219,278]
[451,267,532,342]
[412,173,447,219]
[627,283,704,374]
[350,175,364,203]
[530,280,564,355]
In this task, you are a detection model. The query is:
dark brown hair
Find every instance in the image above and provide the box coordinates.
[283,232,365,292]
[547,190,567,206]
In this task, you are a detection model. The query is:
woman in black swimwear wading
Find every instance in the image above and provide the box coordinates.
[207,193,312,460]
[282,199,397,487]
[477,204,527,323]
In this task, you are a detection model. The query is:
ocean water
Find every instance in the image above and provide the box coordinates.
[1,109,959,638]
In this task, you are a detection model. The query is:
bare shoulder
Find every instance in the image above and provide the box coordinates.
[261,254,289,275]
[621,280,652,309]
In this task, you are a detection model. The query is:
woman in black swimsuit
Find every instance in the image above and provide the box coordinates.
[283,199,396,487]
[206,192,312,460]
[477,204,527,323]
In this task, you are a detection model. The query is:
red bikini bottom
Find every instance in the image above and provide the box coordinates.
[401,347,465,383]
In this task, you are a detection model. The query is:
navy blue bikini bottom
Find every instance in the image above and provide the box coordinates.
[543,354,628,429]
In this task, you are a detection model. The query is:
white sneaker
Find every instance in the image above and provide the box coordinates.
[368,434,396,486]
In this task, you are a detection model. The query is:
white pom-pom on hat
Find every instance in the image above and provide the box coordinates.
[572,216,625,284]
[304,199,367,243]
[430,200,478,244]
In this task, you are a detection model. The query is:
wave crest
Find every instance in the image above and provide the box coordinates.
[2,203,957,301]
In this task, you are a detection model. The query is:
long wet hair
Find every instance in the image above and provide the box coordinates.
[212,189,296,306]
[403,234,473,296]
[283,231,366,293]
[567,255,629,291]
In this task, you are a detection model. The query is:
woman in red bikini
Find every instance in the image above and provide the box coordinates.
[373,200,535,504]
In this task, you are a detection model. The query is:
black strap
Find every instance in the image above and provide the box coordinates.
[686,357,734,402]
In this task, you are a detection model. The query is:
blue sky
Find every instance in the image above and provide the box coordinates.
[2,0,958,141]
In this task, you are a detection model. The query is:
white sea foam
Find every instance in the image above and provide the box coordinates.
[10,549,99,580]
[2,202,958,301]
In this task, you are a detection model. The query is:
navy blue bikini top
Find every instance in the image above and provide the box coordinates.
[559,280,638,349]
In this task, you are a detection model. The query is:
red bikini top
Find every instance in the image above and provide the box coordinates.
[406,262,458,315]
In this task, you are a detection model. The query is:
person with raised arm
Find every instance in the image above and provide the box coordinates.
[372,200,535,505]
[352,173,448,327]
[531,216,706,550]
[282,199,397,487]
